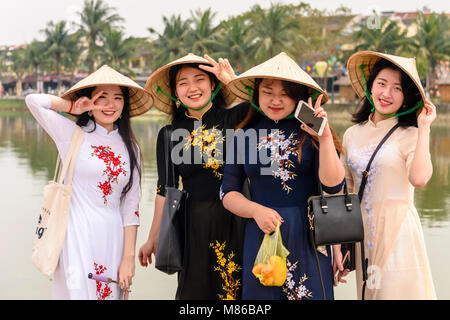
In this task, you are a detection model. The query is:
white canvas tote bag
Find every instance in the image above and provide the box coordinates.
[31,126,84,278]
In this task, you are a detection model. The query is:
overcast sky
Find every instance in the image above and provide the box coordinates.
[0,0,448,46]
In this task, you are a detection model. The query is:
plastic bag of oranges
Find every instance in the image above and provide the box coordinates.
[252,223,290,286]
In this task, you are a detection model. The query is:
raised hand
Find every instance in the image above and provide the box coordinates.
[299,94,331,138]
[199,54,236,85]
[417,100,437,128]
[70,90,105,115]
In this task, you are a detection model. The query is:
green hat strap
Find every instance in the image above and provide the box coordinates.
[245,86,322,120]
[359,64,423,118]
[156,83,223,112]
[245,86,296,120]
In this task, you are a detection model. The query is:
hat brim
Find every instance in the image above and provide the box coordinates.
[145,54,236,114]
[227,52,329,105]
[61,65,154,117]
[347,51,427,104]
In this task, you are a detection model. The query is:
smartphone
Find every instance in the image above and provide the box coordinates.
[294,100,327,136]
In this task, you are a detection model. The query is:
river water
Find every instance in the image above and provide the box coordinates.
[0,107,449,300]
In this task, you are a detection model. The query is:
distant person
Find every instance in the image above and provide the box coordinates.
[25,65,153,299]
[340,51,437,299]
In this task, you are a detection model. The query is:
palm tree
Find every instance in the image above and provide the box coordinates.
[412,11,450,95]
[247,3,302,62]
[187,8,219,55]
[41,21,71,94]
[63,32,85,86]
[353,13,409,54]
[77,0,124,72]
[9,48,28,96]
[148,14,191,68]
[209,17,255,73]
[23,41,46,91]
[98,28,136,73]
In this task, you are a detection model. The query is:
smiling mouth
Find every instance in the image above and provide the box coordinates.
[379,98,392,107]
[269,107,283,112]
[188,93,202,99]
[102,110,116,116]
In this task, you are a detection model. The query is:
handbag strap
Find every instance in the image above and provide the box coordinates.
[163,125,176,188]
[56,126,85,185]
[358,123,400,201]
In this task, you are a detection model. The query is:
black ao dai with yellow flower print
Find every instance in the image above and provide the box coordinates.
[156,103,249,300]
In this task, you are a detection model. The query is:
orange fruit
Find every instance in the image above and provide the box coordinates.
[252,263,263,276]
[269,255,287,286]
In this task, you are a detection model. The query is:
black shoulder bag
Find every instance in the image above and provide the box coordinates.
[307,123,399,300]
[155,125,189,275]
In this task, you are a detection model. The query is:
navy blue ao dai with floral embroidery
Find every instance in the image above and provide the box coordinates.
[221,116,344,300]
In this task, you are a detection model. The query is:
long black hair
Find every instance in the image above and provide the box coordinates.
[168,63,227,123]
[351,58,422,128]
[75,86,142,200]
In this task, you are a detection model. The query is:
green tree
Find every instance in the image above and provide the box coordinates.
[412,11,450,95]
[148,14,191,68]
[9,48,28,96]
[209,17,255,73]
[77,0,124,72]
[353,13,409,54]
[23,41,47,91]
[98,28,136,73]
[187,8,219,55]
[41,20,71,94]
[247,3,303,62]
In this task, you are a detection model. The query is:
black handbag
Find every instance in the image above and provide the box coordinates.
[307,175,366,300]
[155,125,188,275]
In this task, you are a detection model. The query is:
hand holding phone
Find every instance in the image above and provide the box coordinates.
[294,98,327,136]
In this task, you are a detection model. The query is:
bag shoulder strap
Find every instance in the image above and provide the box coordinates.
[163,125,176,188]
[56,126,85,185]
[358,123,400,201]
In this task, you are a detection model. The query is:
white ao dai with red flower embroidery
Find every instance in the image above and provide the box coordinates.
[26,94,140,300]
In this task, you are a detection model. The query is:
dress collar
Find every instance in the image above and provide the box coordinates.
[367,113,399,129]
[184,103,214,121]
[86,120,119,136]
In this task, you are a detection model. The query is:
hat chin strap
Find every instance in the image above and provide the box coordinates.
[245,86,321,120]
[359,64,423,118]
[156,83,222,112]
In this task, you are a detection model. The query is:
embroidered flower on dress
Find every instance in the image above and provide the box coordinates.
[91,145,128,205]
[93,262,113,300]
[184,125,225,179]
[257,130,298,194]
[347,142,389,252]
[282,259,312,300]
[210,241,241,300]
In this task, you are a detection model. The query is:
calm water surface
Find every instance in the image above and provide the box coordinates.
[0,108,449,300]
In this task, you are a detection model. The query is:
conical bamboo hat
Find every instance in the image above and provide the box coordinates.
[347,51,426,103]
[145,53,236,114]
[61,65,154,117]
[227,52,328,104]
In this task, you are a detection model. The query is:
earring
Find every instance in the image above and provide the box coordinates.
[176,99,181,109]
[88,111,93,117]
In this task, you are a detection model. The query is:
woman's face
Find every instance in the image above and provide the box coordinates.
[258,79,296,121]
[91,85,124,129]
[371,68,405,115]
[175,66,215,110]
